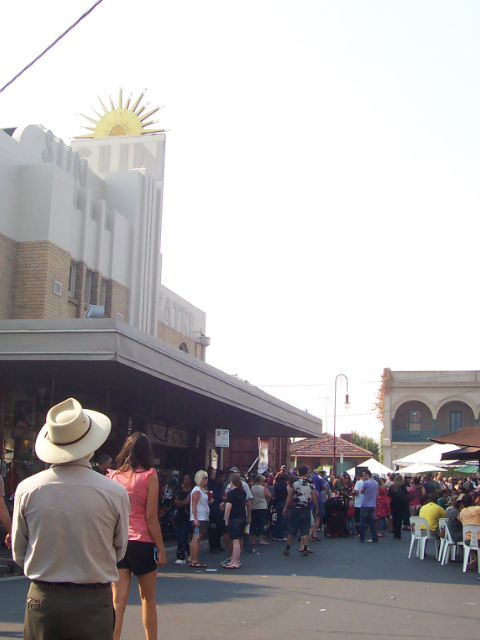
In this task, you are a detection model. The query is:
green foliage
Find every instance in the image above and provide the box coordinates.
[351,431,379,458]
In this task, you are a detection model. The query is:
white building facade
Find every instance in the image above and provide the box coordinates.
[0,124,206,355]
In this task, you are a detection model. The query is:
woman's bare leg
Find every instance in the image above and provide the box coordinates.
[137,569,158,640]
[230,539,241,567]
[112,568,132,640]
[189,535,200,563]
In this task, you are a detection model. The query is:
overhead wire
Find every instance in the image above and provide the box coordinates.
[0,0,105,95]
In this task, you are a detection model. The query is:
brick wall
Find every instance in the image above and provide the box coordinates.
[13,241,71,319]
[157,322,203,359]
[0,236,129,322]
[0,232,18,319]
[107,280,129,320]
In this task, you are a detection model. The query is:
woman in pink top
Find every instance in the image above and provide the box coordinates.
[109,433,166,640]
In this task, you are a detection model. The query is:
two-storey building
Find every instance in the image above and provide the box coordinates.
[381,370,480,468]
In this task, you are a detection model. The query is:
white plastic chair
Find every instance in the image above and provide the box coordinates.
[462,524,480,573]
[437,518,448,563]
[409,516,438,560]
[440,518,463,565]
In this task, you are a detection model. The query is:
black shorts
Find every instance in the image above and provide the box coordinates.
[227,517,246,540]
[117,541,157,576]
[287,508,311,537]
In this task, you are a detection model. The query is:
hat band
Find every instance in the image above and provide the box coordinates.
[46,415,92,447]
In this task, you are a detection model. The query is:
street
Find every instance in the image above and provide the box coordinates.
[0,534,479,640]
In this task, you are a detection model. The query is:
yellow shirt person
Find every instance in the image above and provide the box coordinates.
[419,501,445,532]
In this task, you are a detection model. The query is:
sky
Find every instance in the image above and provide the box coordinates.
[1,1,480,442]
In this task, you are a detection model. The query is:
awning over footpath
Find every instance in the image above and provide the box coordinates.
[0,319,322,438]
[430,424,480,448]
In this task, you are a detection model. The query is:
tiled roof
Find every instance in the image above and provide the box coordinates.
[290,433,373,458]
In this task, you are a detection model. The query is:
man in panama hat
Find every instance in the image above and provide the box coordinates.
[12,398,130,640]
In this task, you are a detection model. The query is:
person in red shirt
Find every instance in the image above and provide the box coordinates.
[375,479,390,537]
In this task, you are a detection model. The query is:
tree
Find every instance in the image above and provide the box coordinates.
[351,431,380,458]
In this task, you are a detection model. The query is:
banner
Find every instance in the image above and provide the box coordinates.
[258,438,269,474]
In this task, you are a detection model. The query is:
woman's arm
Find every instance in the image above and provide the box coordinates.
[145,474,167,566]
[224,502,232,526]
[264,485,272,500]
[191,490,200,527]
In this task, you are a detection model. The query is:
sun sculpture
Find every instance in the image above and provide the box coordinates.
[75,89,165,139]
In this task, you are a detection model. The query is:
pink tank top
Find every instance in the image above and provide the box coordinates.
[108,468,157,542]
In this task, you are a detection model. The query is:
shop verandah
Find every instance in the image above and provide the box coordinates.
[0,318,322,496]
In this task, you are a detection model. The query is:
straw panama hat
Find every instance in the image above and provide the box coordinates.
[35,398,111,464]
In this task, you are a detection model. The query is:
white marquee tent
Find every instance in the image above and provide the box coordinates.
[346,458,393,479]
[397,462,446,476]
[393,443,460,467]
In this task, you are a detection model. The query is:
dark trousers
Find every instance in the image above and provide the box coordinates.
[243,529,253,552]
[176,519,191,560]
[208,512,224,551]
[251,509,268,537]
[392,507,403,538]
[24,581,114,640]
[359,506,378,542]
[273,502,286,539]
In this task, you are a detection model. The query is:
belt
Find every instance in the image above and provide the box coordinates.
[32,580,110,589]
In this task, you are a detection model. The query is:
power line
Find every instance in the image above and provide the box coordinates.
[258,372,480,389]
[258,381,381,388]
[0,0,105,95]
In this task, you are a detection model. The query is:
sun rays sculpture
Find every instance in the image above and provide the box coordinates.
[75,89,165,139]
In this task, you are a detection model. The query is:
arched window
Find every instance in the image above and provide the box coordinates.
[179,343,189,354]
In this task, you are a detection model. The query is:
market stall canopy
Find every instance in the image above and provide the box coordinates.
[393,443,460,467]
[455,464,479,475]
[430,424,480,448]
[346,458,393,479]
[397,462,446,476]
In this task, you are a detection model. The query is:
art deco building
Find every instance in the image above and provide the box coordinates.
[0,95,321,493]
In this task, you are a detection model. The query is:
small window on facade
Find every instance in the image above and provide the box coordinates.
[100,279,107,307]
[408,410,422,431]
[449,411,462,431]
[85,270,93,305]
[68,262,76,297]
[179,343,189,354]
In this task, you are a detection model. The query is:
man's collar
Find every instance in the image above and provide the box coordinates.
[50,458,93,470]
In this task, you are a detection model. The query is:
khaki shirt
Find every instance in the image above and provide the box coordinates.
[12,458,130,583]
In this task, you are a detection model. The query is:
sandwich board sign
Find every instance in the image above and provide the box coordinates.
[215,429,230,448]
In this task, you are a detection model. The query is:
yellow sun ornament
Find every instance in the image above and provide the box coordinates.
[75,89,165,139]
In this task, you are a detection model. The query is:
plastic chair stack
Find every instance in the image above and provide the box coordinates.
[409,516,438,560]
[462,524,480,573]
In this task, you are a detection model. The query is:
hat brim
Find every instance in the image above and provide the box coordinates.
[35,409,111,464]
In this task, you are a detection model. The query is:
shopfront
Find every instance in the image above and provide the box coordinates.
[0,318,322,499]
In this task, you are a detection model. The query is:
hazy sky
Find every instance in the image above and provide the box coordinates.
[2,1,480,441]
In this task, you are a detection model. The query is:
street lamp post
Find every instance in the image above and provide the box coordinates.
[333,374,350,476]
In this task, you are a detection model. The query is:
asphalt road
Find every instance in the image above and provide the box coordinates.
[1,534,479,640]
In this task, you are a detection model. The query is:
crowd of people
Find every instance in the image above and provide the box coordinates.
[158,465,480,569]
